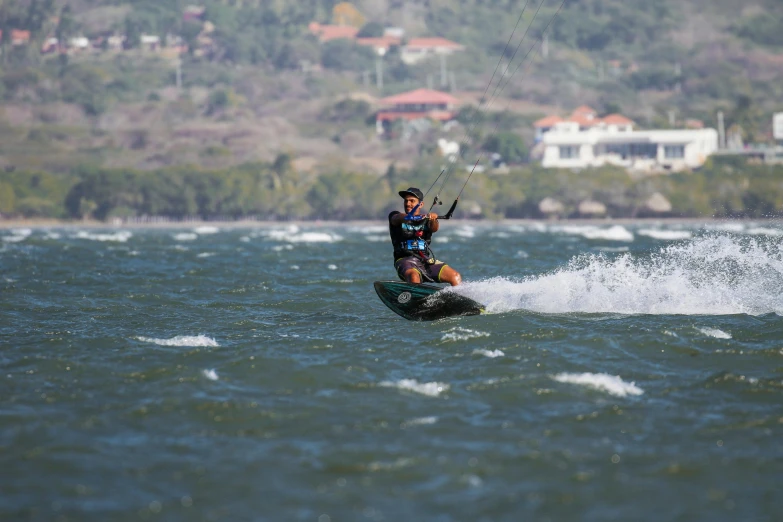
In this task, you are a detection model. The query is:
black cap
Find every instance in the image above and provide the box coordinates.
[398,187,423,201]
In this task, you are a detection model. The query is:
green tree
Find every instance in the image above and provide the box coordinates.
[55,4,75,44]
[0,181,15,214]
[357,22,384,38]
[483,132,528,164]
[321,39,374,71]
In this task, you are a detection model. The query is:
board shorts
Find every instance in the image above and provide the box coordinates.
[395,256,448,283]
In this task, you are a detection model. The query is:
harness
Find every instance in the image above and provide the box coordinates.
[399,218,436,264]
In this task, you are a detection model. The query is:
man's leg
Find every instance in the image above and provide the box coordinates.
[438,265,462,286]
[404,268,422,283]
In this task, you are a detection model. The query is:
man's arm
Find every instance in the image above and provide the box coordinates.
[426,213,439,232]
[389,211,405,226]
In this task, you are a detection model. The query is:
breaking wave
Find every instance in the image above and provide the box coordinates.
[555,225,634,242]
[73,230,133,242]
[553,372,644,397]
[137,335,219,347]
[698,327,732,339]
[378,379,449,397]
[459,235,783,316]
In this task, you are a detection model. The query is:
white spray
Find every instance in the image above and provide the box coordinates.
[458,235,783,316]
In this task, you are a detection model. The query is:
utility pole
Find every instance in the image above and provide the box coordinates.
[440,53,448,88]
[175,58,182,91]
[668,109,676,127]
[717,111,725,149]
[375,49,385,90]
[541,34,549,60]
[674,61,682,93]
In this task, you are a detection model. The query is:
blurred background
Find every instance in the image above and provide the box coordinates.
[0,0,781,221]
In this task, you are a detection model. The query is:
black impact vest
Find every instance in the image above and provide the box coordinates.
[388,211,433,261]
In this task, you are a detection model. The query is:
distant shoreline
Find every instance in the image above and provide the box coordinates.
[2,217,781,230]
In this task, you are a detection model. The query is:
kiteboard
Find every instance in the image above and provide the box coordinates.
[373,281,484,321]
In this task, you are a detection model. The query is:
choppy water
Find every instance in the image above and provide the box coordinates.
[2,221,782,521]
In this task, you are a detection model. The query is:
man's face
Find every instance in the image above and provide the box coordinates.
[403,196,420,214]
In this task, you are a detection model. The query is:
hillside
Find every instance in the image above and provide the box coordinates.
[0,0,781,219]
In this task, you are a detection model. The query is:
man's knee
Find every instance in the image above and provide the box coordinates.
[440,266,461,286]
[405,269,421,283]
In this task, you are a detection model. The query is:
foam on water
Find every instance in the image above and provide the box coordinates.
[441,327,490,342]
[137,335,219,347]
[638,229,693,240]
[173,233,198,241]
[402,416,438,427]
[706,222,745,233]
[473,349,504,358]
[746,227,783,237]
[73,230,133,242]
[379,379,449,397]
[556,225,634,242]
[553,372,644,397]
[596,246,630,253]
[197,252,216,258]
[2,228,32,242]
[203,369,219,381]
[458,235,783,315]
[194,226,220,234]
[698,327,732,339]
[453,226,476,238]
[271,231,343,243]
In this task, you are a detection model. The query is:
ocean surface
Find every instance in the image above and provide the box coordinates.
[2,220,782,521]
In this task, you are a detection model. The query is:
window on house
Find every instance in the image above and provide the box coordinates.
[605,143,656,159]
[559,146,579,159]
[664,145,685,158]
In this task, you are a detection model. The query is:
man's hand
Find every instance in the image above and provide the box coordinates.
[426,212,440,232]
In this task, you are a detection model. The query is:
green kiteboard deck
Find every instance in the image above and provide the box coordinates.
[373,281,485,321]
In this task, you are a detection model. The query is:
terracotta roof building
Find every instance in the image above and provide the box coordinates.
[376,88,461,135]
[0,29,32,45]
[534,106,635,141]
[308,22,359,42]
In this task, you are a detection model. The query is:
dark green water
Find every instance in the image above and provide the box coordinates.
[2,222,782,521]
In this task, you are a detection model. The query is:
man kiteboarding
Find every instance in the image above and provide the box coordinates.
[388,187,462,286]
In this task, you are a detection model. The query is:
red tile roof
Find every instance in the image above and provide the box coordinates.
[379,88,460,106]
[570,114,599,127]
[601,114,634,125]
[308,22,359,42]
[534,115,563,128]
[571,105,597,117]
[376,110,456,122]
[4,29,31,44]
[405,37,464,50]
[534,110,635,128]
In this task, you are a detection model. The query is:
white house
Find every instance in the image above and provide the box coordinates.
[535,105,717,171]
[542,127,718,171]
[400,37,464,65]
